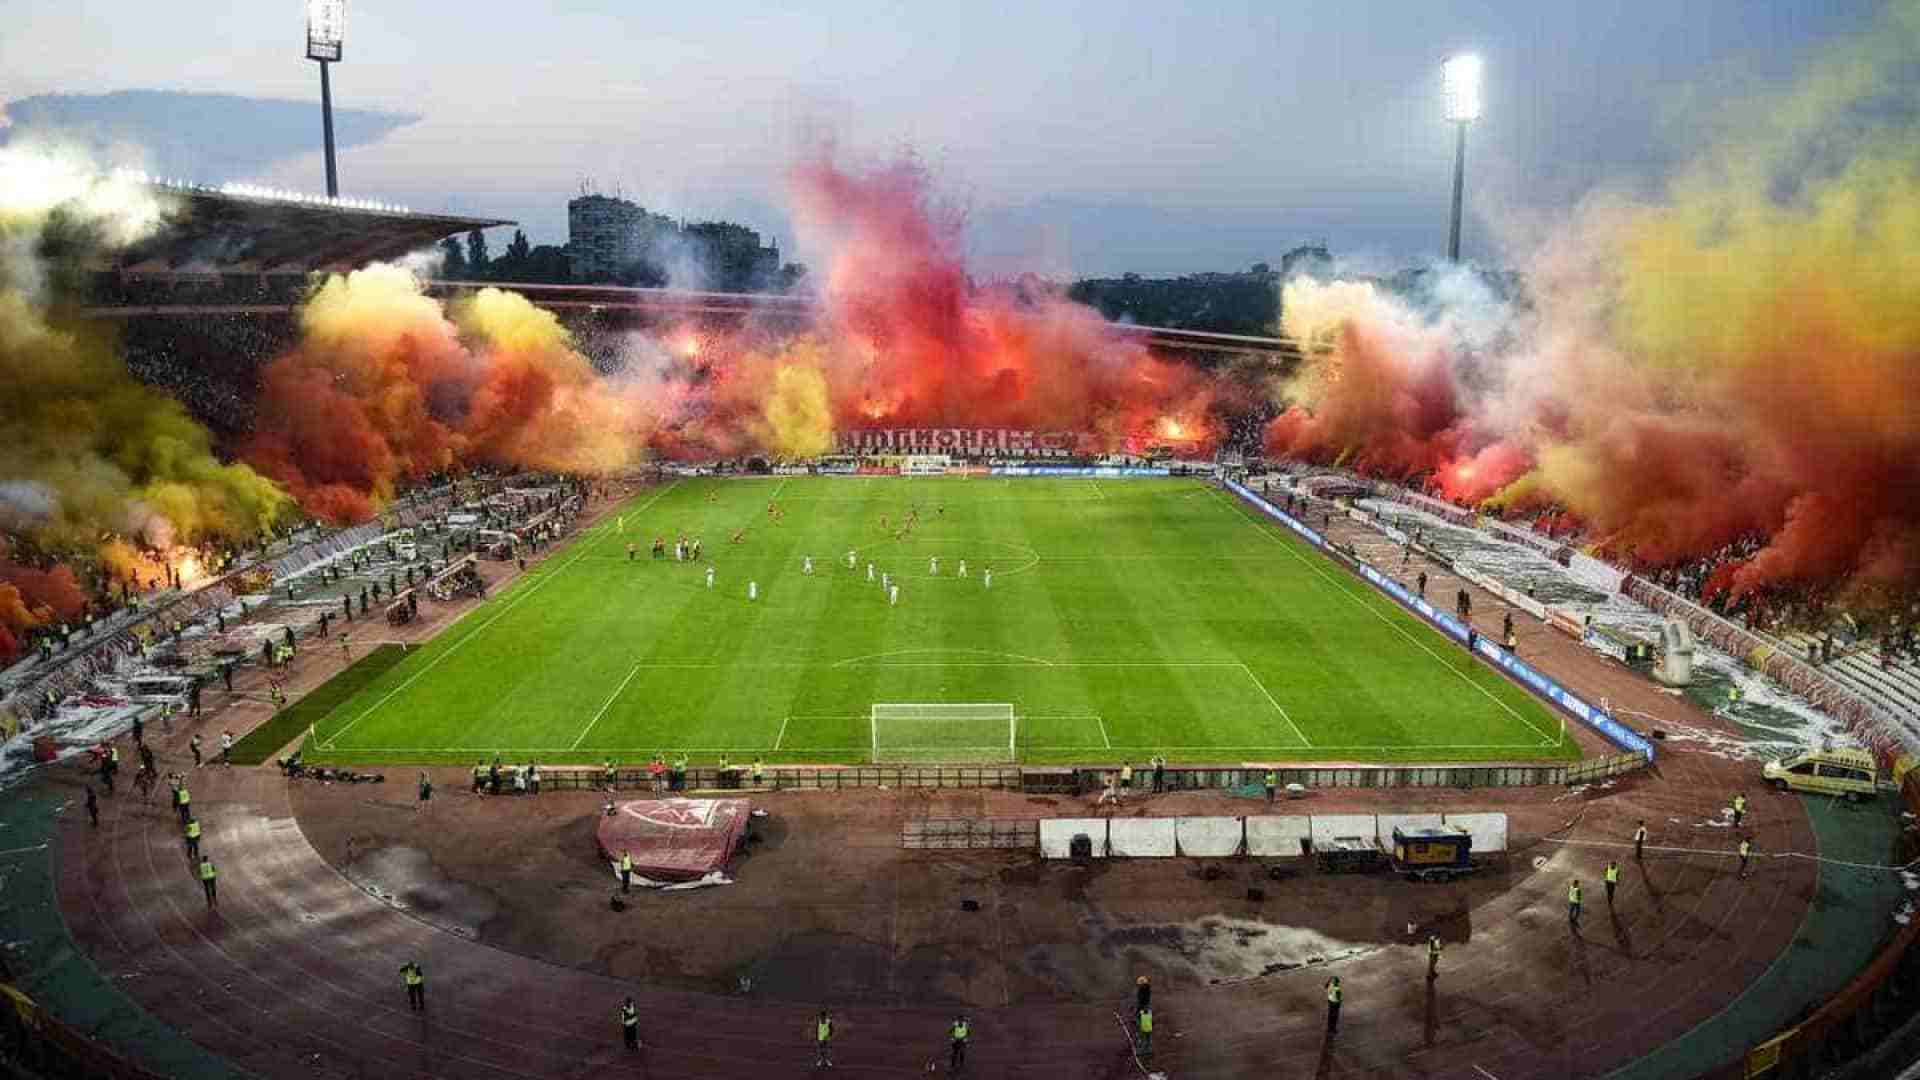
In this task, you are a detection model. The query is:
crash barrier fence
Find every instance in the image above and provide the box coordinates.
[0,978,167,1080]
[1624,577,1917,757]
[446,762,1602,795]
[1032,810,1509,859]
[903,818,1041,849]
[1222,478,1655,764]
[1725,773,1920,1080]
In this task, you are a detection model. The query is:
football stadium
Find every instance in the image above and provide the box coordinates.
[4,4,1920,1080]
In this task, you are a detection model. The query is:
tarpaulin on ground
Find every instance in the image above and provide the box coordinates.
[594,798,750,882]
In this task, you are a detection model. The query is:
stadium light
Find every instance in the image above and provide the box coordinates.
[1441,54,1481,262]
[306,0,347,198]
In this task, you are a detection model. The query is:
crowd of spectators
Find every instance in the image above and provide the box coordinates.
[117,313,297,437]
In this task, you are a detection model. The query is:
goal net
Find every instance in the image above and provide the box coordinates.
[870,703,1017,764]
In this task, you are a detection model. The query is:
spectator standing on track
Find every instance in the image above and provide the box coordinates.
[1427,934,1443,978]
[1605,861,1620,905]
[1417,571,1428,598]
[418,772,432,809]
[472,761,485,793]
[621,997,641,1050]
[1324,976,1342,1033]
[85,785,98,827]
[1731,792,1748,827]
[1119,761,1133,795]
[197,854,218,908]
[1568,879,1583,931]
[1738,838,1753,879]
[1634,821,1648,860]
[814,1009,833,1067]
[1151,756,1166,793]
[603,758,617,791]
[528,763,540,795]
[220,731,233,766]
[401,961,425,1011]
[948,1015,970,1072]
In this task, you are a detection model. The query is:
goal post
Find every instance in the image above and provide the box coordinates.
[869,703,1017,764]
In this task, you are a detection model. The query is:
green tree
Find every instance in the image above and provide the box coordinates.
[466,229,490,277]
[504,229,532,262]
[438,236,466,279]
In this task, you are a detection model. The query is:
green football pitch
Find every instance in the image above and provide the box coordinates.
[300,476,1579,766]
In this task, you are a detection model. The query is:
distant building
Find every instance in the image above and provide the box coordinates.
[566,192,780,290]
[683,222,780,293]
[1280,242,1333,282]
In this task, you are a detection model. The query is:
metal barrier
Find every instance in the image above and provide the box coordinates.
[902,819,1040,849]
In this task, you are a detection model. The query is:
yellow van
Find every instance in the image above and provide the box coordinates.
[1762,747,1878,801]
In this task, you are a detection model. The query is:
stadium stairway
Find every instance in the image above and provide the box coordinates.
[1776,630,1920,728]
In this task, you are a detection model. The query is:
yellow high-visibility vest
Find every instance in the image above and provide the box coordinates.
[178,788,191,807]
[621,853,633,871]
[1139,1009,1153,1033]
[185,821,201,840]
[951,1022,969,1041]
[1327,982,1342,1004]
[1569,882,1582,904]
[1605,865,1619,884]
[817,1019,832,1041]
[198,861,216,881]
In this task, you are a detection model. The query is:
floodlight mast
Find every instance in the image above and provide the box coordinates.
[306,0,347,198]
[1441,54,1482,263]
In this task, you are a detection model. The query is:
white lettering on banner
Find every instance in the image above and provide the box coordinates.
[832,429,1080,457]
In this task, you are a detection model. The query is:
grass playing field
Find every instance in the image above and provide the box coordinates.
[298,476,1578,767]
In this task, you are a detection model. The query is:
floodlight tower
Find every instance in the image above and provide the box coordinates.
[306,0,347,197]
[1441,54,1482,263]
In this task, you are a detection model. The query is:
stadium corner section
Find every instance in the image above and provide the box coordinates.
[1221,477,1657,764]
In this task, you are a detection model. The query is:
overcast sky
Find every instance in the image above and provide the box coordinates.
[0,1,1884,276]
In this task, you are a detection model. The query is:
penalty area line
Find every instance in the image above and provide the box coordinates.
[321,481,679,750]
[774,716,789,750]
[570,660,646,750]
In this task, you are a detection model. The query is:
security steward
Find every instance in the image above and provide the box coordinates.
[814,1009,834,1067]
[1731,792,1748,827]
[949,1015,970,1071]
[620,849,635,893]
[1605,860,1620,904]
[184,817,202,861]
[1324,976,1342,1033]
[1568,879,1583,931]
[1427,934,1443,978]
[197,854,218,909]
[621,996,641,1049]
[401,961,426,1011]
[1136,1006,1153,1054]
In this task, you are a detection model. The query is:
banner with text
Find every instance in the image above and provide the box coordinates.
[836,429,1082,456]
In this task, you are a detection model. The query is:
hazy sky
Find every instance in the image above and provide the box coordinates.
[0,1,1884,276]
